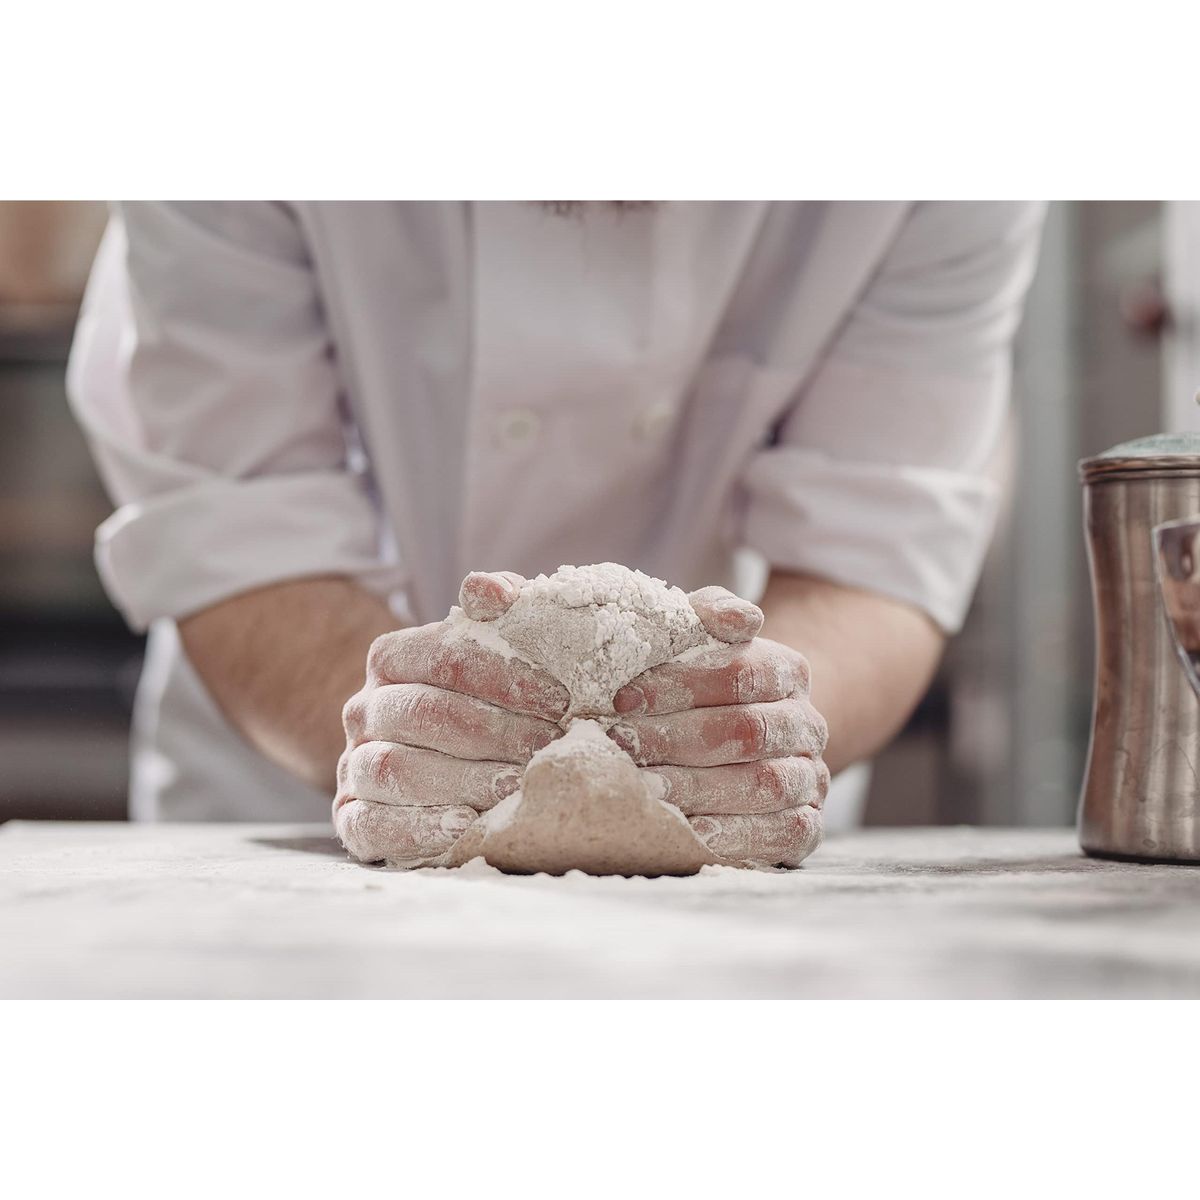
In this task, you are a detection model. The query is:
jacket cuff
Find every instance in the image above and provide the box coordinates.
[741,445,999,634]
[95,470,404,631]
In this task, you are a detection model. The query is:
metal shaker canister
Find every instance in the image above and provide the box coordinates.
[1079,433,1200,861]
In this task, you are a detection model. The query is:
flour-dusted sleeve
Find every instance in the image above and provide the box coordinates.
[67,202,400,632]
[741,201,1045,633]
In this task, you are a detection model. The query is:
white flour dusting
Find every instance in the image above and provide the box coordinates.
[443,605,524,661]
[488,563,713,718]
[535,716,617,757]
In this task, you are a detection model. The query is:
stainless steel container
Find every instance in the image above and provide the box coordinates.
[1079,433,1200,861]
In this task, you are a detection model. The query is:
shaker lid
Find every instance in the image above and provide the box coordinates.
[1080,432,1200,481]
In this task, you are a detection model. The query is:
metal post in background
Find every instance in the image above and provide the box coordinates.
[873,202,1165,828]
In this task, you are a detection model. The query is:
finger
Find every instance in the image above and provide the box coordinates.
[610,696,827,767]
[648,756,830,816]
[367,621,569,721]
[458,570,526,622]
[688,585,763,644]
[613,638,808,715]
[335,798,477,866]
[689,805,823,868]
[340,741,523,811]
[345,683,561,763]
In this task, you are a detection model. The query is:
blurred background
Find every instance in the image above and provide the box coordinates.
[0,202,136,822]
[0,201,1192,827]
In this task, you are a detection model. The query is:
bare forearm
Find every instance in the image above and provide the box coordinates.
[759,571,945,774]
[178,577,397,792]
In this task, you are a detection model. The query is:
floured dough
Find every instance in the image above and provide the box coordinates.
[438,563,723,875]
[445,721,720,875]
[489,564,711,716]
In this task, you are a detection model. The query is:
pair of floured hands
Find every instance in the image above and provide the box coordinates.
[335,571,829,867]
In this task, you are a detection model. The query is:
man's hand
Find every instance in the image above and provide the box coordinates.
[610,586,829,865]
[336,575,833,867]
[334,571,569,864]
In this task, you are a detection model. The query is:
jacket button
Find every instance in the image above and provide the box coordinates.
[632,400,675,442]
[493,407,541,448]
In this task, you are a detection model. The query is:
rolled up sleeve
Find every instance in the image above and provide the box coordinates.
[742,201,1045,633]
[67,202,400,631]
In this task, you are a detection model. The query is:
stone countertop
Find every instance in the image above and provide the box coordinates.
[3,822,1200,998]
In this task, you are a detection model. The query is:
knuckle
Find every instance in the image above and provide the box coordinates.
[773,811,802,854]
[338,800,377,857]
[519,718,557,759]
[813,760,831,807]
[780,759,802,801]
[498,679,521,710]
[404,686,449,740]
[365,633,399,682]
[741,709,771,754]
[609,722,642,760]
[778,698,816,754]
[758,641,809,697]
[502,669,539,713]
[368,625,436,684]
[362,690,386,736]
[347,742,380,789]
[804,703,829,752]
[791,652,812,694]
[762,811,797,855]
[514,669,568,720]
[342,801,429,862]
[773,654,797,696]
[756,647,794,699]
[335,749,353,798]
[645,768,672,804]
[342,692,368,741]
[426,633,466,692]
[778,808,821,865]
[727,644,795,704]
[366,742,397,786]
[492,766,522,801]
[775,700,802,749]
[754,759,786,803]
[440,806,477,839]
[733,660,760,704]
[745,812,775,852]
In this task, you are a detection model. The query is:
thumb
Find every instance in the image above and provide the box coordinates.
[688,585,763,644]
[459,570,526,621]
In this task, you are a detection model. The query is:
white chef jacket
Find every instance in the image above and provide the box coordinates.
[67,201,1044,824]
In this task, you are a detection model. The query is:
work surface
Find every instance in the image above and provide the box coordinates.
[4,822,1200,998]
